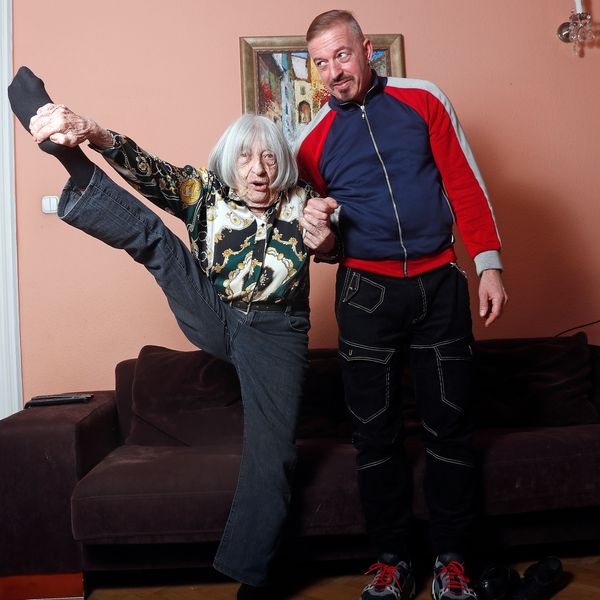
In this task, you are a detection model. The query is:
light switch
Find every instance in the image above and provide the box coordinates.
[41,195,59,214]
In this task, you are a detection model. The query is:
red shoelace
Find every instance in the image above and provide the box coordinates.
[439,560,471,592]
[365,562,402,591]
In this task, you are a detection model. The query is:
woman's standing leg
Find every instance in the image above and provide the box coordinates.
[213,309,309,587]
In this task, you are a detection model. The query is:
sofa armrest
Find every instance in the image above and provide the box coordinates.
[73,392,122,478]
[0,391,119,575]
[590,345,600,413]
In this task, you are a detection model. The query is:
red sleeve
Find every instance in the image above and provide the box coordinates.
[385,84,501,259]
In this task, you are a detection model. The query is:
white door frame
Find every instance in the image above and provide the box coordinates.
[0,0,23,417]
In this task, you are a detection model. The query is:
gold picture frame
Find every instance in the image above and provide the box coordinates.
[240,34,405,144]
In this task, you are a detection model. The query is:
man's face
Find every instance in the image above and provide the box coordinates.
[308,22,373,104]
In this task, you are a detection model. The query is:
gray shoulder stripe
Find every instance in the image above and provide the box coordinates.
[385,77,501,243]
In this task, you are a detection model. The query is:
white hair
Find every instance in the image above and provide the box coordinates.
[208,114,298,192]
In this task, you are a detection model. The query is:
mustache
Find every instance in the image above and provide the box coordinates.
[332,75,353,86]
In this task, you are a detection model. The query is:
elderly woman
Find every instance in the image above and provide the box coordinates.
[8,66,332,600]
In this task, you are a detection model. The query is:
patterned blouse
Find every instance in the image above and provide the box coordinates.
[92,132,312,306]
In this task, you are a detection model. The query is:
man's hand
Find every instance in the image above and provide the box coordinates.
[300,196,339,254]
[29,103,113,148]
[478,269,508,327]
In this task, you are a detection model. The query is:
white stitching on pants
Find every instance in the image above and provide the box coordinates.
[339,337,395,365]
[422,421,438,437]
[348,276,385,313]
[411,277,427,324]
[434,348,464,413]
[341,355,393,365]
[409,336,467,350]
[347,367,390,423]
[340,337,395,353]
[426,448,473,468]
[357,454,393,470]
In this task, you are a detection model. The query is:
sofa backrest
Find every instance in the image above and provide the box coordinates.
[474,332,599,427]
[114,333,600,445]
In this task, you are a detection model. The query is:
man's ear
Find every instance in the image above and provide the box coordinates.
[363,37,373,62]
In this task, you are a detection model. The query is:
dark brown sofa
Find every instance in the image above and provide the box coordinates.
[2,333,600,584]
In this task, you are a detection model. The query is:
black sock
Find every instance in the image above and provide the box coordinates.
[8,66,95,188]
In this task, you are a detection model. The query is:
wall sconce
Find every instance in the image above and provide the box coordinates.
[557,0,595,54]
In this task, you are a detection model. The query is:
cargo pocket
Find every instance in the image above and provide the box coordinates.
[434,338,473,415]
[339,338,395,423]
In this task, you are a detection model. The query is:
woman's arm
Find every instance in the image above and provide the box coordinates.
[97,132,205,218]
[29,104,204,219]
[30,103,114,148]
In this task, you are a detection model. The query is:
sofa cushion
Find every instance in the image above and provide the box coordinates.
[409,423,600,519]
[72,444,242,544]
[474,333,598,427]
[74,424,600,545]
[126,345,243,446]
[478,424,600,515]
[71,440,366,544]
[292,439,364,536]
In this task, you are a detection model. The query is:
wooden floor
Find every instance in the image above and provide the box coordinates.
[2,554,600,600]
[87,555,600,600]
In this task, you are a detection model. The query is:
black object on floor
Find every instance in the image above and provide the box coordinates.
[478,564,521,600]
[513,556,565,600]
[237,583,273,599]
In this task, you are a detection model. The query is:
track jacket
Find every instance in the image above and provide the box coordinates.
[296,72,502,277]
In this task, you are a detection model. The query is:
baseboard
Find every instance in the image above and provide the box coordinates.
[0,573,83,600]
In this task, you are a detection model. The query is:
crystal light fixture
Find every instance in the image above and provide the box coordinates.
[557,1,596,55]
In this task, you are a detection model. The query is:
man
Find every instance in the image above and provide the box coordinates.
[297,9,508,600]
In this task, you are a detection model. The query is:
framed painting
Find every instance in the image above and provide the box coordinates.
[240,34,404,144]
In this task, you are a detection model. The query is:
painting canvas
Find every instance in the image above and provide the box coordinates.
[240,35,404,144]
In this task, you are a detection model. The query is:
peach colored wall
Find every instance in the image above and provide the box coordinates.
[12,0,600,401]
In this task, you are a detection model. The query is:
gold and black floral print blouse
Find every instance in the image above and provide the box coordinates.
[92,132,313,306]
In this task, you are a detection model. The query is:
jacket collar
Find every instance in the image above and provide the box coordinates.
[328,70,385,112]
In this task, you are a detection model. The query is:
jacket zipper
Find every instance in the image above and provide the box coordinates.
[359,104,409,276]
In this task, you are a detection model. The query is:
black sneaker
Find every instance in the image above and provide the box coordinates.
[360,554,416,600]
[478,564,521,600]
[431,553,478,600]
[513,556,565,600]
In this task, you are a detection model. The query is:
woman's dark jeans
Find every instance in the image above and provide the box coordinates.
[335,263,477,558]
[58,167,309,586]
